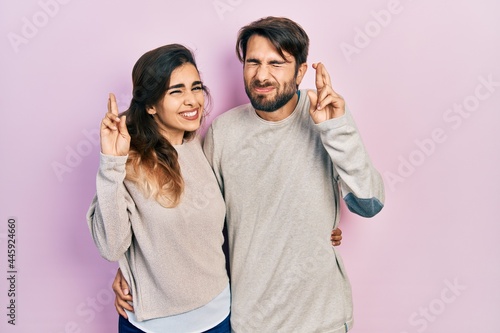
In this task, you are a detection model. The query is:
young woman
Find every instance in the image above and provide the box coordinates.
[87,44,230,333]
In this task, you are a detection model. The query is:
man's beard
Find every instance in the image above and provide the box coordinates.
[245,77,297,112]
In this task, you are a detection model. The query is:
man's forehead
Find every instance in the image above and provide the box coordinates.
[246,36,294,63]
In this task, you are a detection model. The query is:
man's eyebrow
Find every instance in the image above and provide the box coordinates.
[269,59,287,64]
[245,58,261,63]
[246,57,288,65]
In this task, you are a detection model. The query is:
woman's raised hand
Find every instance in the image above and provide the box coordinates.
[100,93,131,156]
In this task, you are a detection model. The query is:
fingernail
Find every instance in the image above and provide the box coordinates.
[123,289,129,295]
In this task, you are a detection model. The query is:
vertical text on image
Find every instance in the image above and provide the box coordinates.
[6,217,17,325]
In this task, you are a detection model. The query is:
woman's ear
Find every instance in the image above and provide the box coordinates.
[146,105,156,115]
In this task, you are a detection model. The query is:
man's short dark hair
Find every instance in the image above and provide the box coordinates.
[236,16,310,71]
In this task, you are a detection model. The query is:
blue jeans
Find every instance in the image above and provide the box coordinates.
[118,315,144,333]
[118,314,231,333]
[203,314,231,333]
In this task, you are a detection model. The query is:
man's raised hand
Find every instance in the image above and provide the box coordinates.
[307,63,345,124]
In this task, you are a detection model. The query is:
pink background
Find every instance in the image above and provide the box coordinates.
[1,0,499,332]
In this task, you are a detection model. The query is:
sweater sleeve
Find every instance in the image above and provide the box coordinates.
[86,153,135,261]
[202,125,225,195]
[315,106,385,218]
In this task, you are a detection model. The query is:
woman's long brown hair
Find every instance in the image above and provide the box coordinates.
[121,44,209,207]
